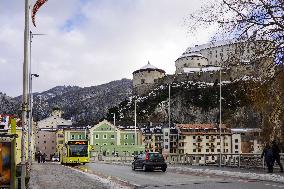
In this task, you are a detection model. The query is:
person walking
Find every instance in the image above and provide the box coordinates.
[42,153,47,163]
[272,140,283,172]
[37,151,42,163]
[261,144,274,173]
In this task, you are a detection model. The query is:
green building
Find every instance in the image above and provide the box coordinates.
[89,120,144,156]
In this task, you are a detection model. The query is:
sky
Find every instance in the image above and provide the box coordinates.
[0,0,215,97]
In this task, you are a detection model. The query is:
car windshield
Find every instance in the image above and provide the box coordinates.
[69,145,88,157]
[148,153,164,160]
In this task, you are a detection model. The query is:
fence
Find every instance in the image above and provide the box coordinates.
[97,153,284,169]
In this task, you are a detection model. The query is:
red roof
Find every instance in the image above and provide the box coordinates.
[176,124,227,129]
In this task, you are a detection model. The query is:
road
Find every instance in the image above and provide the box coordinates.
[82,162,284,189]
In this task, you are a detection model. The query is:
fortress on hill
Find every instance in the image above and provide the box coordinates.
[133,41,274,96]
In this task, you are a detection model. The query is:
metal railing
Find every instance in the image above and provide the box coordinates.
[96,153,284,170]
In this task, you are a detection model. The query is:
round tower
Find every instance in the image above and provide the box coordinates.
[133,61,165,95]
[175,53,208,74]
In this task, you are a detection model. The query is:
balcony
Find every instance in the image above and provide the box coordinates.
[196,138,202,142]
[209,138,215,142]
[196,145,203,149]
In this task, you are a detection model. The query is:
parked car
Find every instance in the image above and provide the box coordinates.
[51,155,59,162]
[132,152,167,172]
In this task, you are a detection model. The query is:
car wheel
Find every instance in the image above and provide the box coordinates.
[162,168,166,172]
[142,165,147,172]
[132,164,136,171]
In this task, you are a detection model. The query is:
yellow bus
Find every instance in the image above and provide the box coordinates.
[60,140,90,165]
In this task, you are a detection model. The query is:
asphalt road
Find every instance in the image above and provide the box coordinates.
[82,162,284,189]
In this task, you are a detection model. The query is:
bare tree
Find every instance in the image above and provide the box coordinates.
[188,0,283,65]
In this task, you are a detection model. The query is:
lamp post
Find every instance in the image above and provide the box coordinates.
[28,73,39,169]
[134,100,137,145]
[219,64,222,167]
[111,113,116,127]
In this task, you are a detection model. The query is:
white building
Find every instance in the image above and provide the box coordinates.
[175,41,274,77]
[36,108,72,159]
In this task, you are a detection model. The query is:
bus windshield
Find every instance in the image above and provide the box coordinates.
[69,145,88,157]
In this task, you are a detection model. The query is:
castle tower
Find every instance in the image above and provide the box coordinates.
[175,52,208,74]
[133,61,165,96]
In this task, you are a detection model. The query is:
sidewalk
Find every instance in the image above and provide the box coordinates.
[169,164,284,183]
[28,162,123,189]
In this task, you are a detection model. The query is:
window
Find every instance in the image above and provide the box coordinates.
[235,139,238,143]
[71,135,75,140]
[206,136,209,139]
[95,134,99,139]
[206,143,209,146]
[124,143,128,145]
[198,149,201,152]
[111,135,115,139]
[217,136,220,139]
[211,149,214,152]
[235,145,238,149]
[235,151,239,153]
[103,134,107,139]
[103,143,107,146]
[52,141,54,143]
[165,145,168,149]
[193,136,196,139]
[78,135,82,140]
[217,149,220,152]
[124,135,128,139]
[165,132,168,136]
[44,141,46,143]
[206,149,209,152]
[141,79,145,84]
[193,149,196,152]
[217,142,220,145]
[165,139,168,142]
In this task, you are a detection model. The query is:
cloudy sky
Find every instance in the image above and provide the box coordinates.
[0,0,215,97]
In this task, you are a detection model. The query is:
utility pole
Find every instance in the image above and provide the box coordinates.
[21,0,30,188]
[134,100,137,145]
[219,65,222,167]
[112,113,116,127]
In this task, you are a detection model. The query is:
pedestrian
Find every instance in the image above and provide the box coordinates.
[37,151,42,163]
[42,153,46,163]
[261,144,274,173]
[272,140,283,172]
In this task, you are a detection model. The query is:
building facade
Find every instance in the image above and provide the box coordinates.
[89,120,144,156]
[36,108,72,160]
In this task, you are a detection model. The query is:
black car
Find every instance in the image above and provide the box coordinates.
[132,152,167,172]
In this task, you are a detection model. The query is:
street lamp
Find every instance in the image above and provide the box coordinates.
[219,63,222,167]
[134,99,137,145]
[28,73,39,168]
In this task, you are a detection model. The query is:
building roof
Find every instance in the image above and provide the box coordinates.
[177,52,206,60]
[133,61,165,74]
[176,124,216,129]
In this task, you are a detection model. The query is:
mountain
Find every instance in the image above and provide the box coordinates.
[1,78,133,125]
[106,68,284,141]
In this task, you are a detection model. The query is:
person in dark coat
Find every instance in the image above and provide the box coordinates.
[42,153,47,163]
[272,140,283,172]
[37,151,42,163]
[261,144,274,173]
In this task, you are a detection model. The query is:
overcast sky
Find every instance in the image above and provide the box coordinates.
[0,0,215,97]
